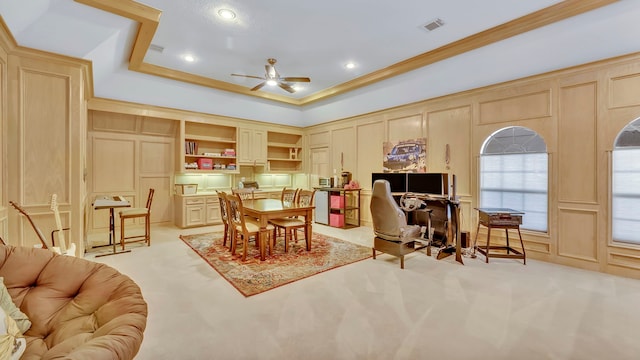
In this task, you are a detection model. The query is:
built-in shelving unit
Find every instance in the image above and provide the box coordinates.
[267,131,303,173]
[181,121,238,173]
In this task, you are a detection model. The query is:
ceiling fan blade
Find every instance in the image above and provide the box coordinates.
[278,82,295,93]
[281,77,311,83]
[231,74,265,80]
[251,82,266,91]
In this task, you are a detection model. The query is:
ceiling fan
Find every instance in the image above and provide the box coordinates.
[231,58,311,93]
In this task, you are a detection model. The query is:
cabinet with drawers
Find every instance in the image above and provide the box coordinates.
[175,194,222,228]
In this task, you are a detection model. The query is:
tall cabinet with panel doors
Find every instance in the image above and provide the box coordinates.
[180,121,239,173]
[237,128,267,166]
[5,47,88,253]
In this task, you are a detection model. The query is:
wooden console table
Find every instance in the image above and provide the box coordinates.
[474,208,526,264]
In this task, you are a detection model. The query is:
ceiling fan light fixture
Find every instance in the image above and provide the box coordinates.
[218,9,236,20]
[266,79,278,86]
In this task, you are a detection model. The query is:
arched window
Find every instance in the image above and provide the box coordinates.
[480,126,548,232]
[612,118,640,244]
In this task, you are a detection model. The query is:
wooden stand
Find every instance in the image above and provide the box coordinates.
[474,208,526,264]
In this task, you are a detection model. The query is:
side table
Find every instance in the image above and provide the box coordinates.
[474,208,526,264]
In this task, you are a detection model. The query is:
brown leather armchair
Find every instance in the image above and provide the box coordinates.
[370,179,430,268]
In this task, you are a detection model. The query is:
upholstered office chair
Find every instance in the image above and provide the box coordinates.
[216,190,232,248]
[119,188,154,250]
[370,180,427,268]
[227,193,274,261]
[270,189,315,252]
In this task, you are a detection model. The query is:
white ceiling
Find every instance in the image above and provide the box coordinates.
[1,0,640,126]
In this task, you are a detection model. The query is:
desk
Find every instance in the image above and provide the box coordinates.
[474,208,526,264]
[242,199,315,260]
[93,196,131,257]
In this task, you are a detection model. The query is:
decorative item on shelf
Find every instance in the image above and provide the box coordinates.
[175,184,198,195]
[203,152,221,157]
[222,148,236,157]
[197,158,213,170]
[343,180,360,189]
[341,171,352,187]
[185,162,198,169]
[227,163,236,170]
[289,148,298,160]
[185,141,197,155]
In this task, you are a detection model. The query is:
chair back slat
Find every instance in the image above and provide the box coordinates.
[297,189,316,207]
[232,188,254,200]
[227,193,247,232]
[216,191,229,222]
[281,187,298,203]
[145,188,155,209]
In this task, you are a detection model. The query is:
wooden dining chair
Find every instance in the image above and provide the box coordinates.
[281,187,299,203]
[231,187,255,200]
[226,193,274,261]
[272,187,299,238]
[269,189,315,252]
[119,188,154,250]
[216,190,232,248]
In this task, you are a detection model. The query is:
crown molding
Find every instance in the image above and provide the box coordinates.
[76,0,618,106]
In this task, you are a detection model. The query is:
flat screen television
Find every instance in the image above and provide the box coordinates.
[406,173,449,196]
[371,172,407,193]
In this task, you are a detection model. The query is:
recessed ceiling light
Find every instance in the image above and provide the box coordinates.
[345,62,356,69]
[184,55,195,62]
[218,9,236,20]
[266,79,277,86]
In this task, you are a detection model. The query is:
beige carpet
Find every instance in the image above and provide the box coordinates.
[89,224,640,360]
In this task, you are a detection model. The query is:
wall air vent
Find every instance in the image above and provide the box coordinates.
[149,44,164,53]
[421,18,445,32]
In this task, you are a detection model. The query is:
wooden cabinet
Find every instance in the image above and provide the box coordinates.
[175,195,222,228]
[237,128,267,165]
[181,121,238,173]
[205,197,221,224]
[6,52,87,251]
[267,131,303,173]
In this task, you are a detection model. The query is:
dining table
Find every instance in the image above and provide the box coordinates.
[241,198,315,260]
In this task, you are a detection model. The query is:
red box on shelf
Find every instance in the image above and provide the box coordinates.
[330,195,344,209]
[196,158,213,170]
[330,214,344,227]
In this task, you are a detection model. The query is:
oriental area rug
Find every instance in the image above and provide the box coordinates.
[180,232,372,297]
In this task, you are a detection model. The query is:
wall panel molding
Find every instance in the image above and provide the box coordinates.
[557,207,598,262]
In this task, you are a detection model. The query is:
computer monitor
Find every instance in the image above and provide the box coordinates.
[406,173,449,196]
[371,172,407,193]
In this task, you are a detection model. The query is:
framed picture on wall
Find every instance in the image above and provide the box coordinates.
[382,138,426,172]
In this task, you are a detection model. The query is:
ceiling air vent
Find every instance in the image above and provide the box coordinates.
[149,44,164,53]
[421,18,444,32]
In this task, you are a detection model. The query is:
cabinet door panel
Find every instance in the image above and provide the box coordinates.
[185,205,205,226]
